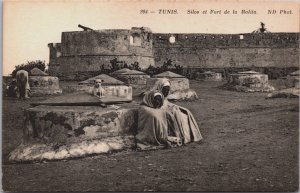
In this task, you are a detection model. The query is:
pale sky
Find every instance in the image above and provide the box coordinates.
[3,0,300,75]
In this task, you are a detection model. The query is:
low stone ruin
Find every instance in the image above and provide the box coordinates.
[267,70,299,98]
[146,71,198,100]
[28,68,62,96]
[195,71,223,81]
[110,68,150,88]
[8,73,137,162]
[9,104,139,162]
[223,70,275,92]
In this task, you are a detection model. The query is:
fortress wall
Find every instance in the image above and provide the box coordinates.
[153,33,299,48]
[58,55,154,75]
[154,47,299,68]
[153,33,299,68]
[62,30,131,56]
[49,28,154,76]
[61,29,153,57]
[48,29,299,78]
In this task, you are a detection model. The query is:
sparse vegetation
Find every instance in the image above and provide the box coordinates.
[107,58,184,77]
[12,60,46,78]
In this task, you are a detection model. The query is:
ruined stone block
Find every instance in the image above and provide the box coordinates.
[224,71,275,92]
[267,87,299,98]
[110,68,150,88]
[23,105,138,143]
[146,77,190,92]
[9,104,139,162]
[144,71,197,100]
[65,74,133,101]
[29,76,62,96]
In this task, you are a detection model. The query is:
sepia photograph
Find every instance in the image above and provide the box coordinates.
[2,0,299,191]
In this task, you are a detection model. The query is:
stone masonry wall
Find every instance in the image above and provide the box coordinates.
[48,29,299,78]
[49,27,155,77]
[153,33,299,68]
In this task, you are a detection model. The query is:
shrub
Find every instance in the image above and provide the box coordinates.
[130,62,142,71]
[12,60,46,78]
[110,58,126,72]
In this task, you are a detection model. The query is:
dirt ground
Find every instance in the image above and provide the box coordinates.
[2,80,299,191]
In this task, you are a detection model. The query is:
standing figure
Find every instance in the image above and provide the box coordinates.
[16,70,30,99]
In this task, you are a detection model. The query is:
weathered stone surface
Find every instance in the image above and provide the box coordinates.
[146,78,190,92]
[63,74,133,100]
[266,70,299,98]
[145,75,197,100]
[195,71,223,81]
[9,136,135,162]
[229,71,268,85]
[63,85,133,101]
[111,68,146,76]
[79,74,125,86]
[48,27,155,77]
[9,104,139,162]
[23,105,138,144]
[153,33,299,69]
[153,71,185,78]
[48,27,299,78]
[168,89,198,101]
[110,68,150,88]
[30,93,133,106]
[267,87,299,98]
[223,71,275,92]
[29,76,62,96]
[30,68,49,76]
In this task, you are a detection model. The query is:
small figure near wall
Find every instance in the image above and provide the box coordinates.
[93,79,105,98]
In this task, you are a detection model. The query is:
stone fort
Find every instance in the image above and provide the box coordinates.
[48,26,299,78]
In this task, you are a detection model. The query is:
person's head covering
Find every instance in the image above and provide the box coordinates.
[142,90,164,108]
[152,78,171,93]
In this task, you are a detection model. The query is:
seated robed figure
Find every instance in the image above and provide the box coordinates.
[136,78,202,149]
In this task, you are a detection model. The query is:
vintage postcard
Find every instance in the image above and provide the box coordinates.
[2,0,299,191]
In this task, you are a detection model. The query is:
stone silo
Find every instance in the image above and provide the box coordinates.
[29,68,62,96]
